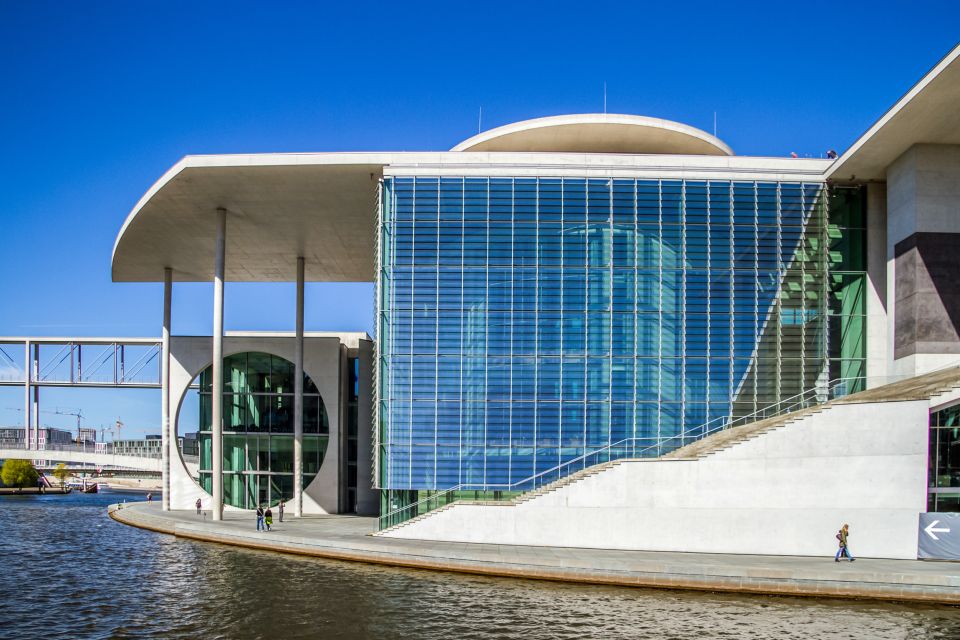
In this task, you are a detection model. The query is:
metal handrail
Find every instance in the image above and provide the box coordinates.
[377,375,874,529]
[122,345,160,383]
[37,343,71,381]
[79,344,117,383]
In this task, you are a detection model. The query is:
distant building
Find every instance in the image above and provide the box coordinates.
[112,433,198,459]
[0,426,73,448]
[179,431,199,457]
[113,435,163,458]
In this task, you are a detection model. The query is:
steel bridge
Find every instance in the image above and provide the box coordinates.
[0,441,198,474]
[0,337,161,449]
[0,441,198,475]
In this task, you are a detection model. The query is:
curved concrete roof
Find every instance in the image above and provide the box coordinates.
[111,154,389,282]
[451,114,734,156]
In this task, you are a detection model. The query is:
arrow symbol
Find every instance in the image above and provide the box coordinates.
[925,520,951,541]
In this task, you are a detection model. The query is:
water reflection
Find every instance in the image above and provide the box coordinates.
[3,492,960,639]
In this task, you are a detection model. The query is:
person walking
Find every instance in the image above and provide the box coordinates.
[264,506,273,531]
[256,504,265,531]
[146,492,153,503]
[195,498,202,515]
[278,500,284,523]
[835,523,855,562]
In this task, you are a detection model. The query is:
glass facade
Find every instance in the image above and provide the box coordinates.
[377,176,867,496]
[929,404,960,512]
[827,186,867,391]
[195,352,329,509]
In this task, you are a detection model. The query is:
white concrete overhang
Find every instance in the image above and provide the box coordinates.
[451,114,734,156]
[827,42,960,183]
[112,151,827,284]
[111,154,391,282]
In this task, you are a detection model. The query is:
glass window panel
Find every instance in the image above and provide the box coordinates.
[377,176,839,490]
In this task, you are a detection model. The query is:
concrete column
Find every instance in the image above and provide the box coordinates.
[865,183,889,384]
[161,268,172,511]
[355,339,378,516]
[23,340,30,450]
[338,344,349,512]
[294,256,304,517]
[212,208,226,521]
[30,347,39,449]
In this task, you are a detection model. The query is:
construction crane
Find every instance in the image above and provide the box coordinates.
[5,405,88,445]
[51,407,85,443]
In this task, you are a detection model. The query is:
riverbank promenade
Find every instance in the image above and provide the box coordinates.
[109,502,960,604]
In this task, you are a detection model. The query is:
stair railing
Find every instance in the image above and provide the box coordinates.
[377,374,878,530]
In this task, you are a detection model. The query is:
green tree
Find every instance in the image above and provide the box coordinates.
[1,459,40,489]
[53,463,70,488]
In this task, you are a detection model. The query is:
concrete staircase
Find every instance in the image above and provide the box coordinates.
[662,405,828,460]
[667,365,960,461]
[501,405,830,509]
[377,366,960,536]
[512,459,626,505]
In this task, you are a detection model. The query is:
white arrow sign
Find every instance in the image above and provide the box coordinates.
[924,519,951,541]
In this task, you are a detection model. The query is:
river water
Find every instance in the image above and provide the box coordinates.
[2,492,960,639]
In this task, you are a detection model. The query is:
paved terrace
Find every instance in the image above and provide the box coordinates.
[109,502,960,605]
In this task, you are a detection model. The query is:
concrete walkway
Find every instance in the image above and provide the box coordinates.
[109,502,960,604]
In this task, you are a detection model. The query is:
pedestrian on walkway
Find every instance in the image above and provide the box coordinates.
[146,492,153,503]
[256,504,265,531]
[195,498,202,515]
[278,500,284,522]
[835,523,855,562]
[265,506,273,531]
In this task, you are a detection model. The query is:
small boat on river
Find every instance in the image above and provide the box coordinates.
[67,480,101,493]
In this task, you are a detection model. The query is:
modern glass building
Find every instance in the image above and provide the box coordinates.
[376,170,867,507]
[106,42,960,532]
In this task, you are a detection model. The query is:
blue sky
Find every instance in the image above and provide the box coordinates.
[1,1,958,436]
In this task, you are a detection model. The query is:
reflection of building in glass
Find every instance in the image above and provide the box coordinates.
[194,352,329,509]
[376,178,867,502]
[179,432,199,457]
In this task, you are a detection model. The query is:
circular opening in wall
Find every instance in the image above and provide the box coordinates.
[175,351,329,509]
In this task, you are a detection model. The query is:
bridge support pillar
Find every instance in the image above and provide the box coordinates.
[211,208,226,521]
[161,267,172,511]
[30,350,39,449]
[294,256,304,517]
[23,340,31,451]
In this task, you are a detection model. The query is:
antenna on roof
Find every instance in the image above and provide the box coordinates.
[603,82,607,114]
[713,111,717,137]
[478,106,483,134]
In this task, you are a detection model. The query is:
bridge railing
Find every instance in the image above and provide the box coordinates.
[0,438,196,461]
